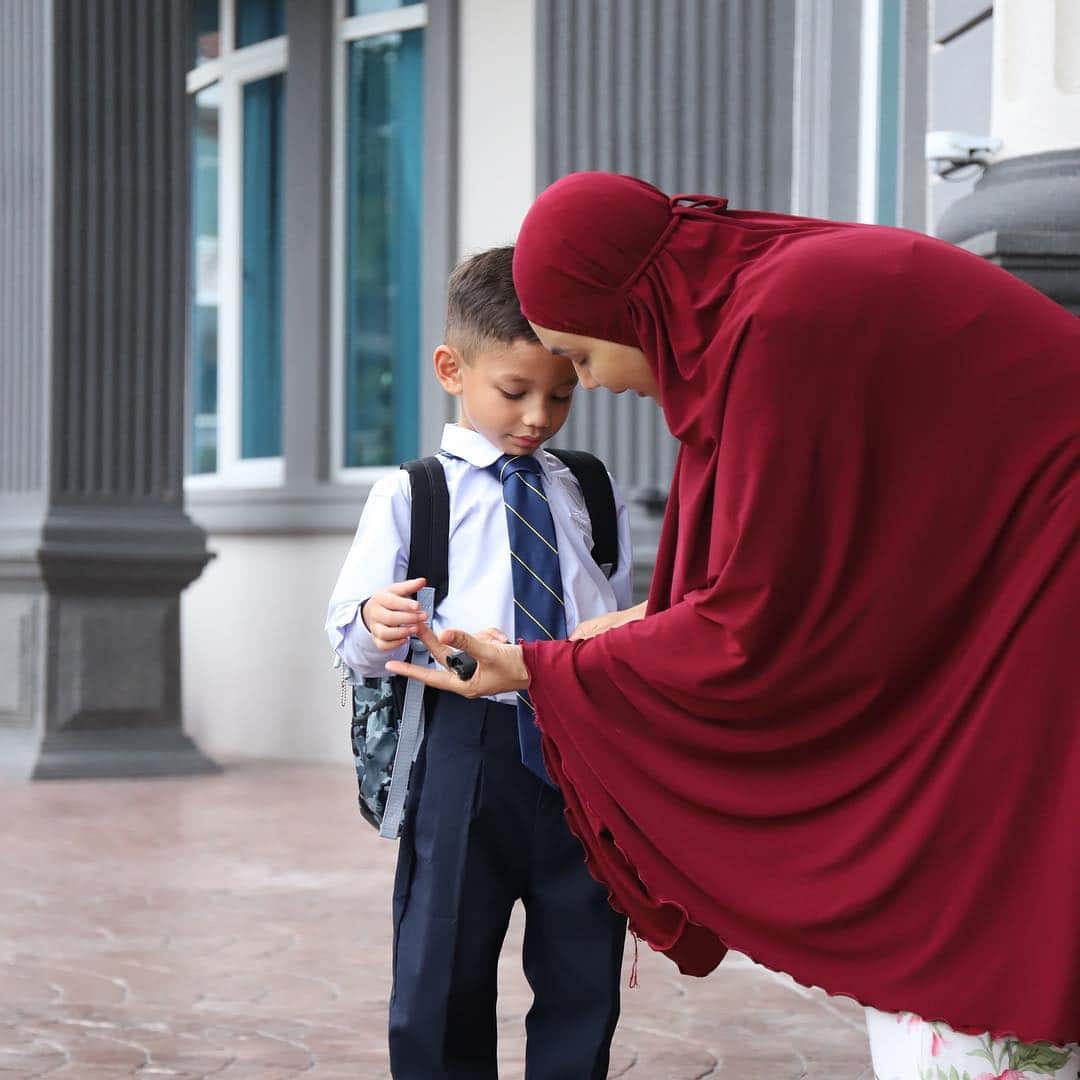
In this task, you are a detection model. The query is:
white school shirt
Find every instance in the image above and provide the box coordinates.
[325,423,634,704]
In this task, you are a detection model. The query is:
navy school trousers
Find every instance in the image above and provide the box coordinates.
[389,692,627,1080]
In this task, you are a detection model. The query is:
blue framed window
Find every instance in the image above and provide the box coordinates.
[350,0,411,15]
[236,0,285,49]
[343,25,424,467]
[185,0,287,483]
[875,0,902,225]
[190,85,220,475]
[241,73,285,459]
[193,0,221,66]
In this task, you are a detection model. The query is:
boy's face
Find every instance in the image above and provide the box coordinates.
[528,324,660,401]
[433,339,577,455]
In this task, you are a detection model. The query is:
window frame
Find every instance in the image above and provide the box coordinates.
[185,0,288,490]
[857,0,913,227]
[330,1,429,485]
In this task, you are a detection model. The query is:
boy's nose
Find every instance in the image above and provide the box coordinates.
[578,370,599,390]
[523,403,550,429]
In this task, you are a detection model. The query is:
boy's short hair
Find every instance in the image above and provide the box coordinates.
[445,246,540,360]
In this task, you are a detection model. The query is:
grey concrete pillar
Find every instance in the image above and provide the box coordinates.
[0,0,216,778]
[534,0,796,599]
[536,0,795,500]
[937,150,1080,314]
[937,1,1080,312]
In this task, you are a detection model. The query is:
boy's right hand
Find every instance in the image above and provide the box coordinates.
[361,577,429,652]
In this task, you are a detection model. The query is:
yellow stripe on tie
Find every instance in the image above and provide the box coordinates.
[517,692,534,711]
[504,502,559,555]
[514,473,549,502]
[514,598,555,639]
[510,551,564,605]
[499,455,522,482]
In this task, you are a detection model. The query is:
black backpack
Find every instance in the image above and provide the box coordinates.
[348,450,619,835]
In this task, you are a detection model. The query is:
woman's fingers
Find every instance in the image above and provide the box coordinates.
[411,620,454,665]
[385,657,465,693]
[437,627,486,655]
[386,625,529,699]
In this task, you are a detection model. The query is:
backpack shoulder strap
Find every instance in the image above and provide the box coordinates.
[547,449,619,577]
[401,456,450,606]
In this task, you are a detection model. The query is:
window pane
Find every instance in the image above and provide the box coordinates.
[189,85,220,475]
[236,0,285,48]
[350,0,414,15]
[876,0,902,225]
[344,30,424,467]
[192,0,220,66]
[241,74,285,459]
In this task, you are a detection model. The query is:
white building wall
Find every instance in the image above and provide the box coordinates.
[182,535,356,762]
[993,0,1080,159]
[457,0,536,255]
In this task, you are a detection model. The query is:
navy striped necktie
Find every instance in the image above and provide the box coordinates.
[493,454,566,786]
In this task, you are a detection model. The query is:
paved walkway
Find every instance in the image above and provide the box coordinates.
[0,762,872,1078]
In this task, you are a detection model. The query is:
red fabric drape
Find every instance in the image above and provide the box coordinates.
[514,172,1080,1042]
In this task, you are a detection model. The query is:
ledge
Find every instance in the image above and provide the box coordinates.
[185,482,378,535]
[186,480,674,547]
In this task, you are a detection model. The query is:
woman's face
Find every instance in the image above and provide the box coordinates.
[528,324,660,401]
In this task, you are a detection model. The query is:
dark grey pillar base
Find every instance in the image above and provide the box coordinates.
[937,148,1080,313]
[0,726,221,782]
[0,508,218,781]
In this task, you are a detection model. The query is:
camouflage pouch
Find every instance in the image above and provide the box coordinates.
[341,585,435,837]
[349,673,408,832]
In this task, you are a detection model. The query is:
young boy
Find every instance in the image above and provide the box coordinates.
[325,246,633,1079]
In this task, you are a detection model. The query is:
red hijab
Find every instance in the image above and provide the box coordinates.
[513,172,1080,1042]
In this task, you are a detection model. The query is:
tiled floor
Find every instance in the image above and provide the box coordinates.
[0,762,873,1078]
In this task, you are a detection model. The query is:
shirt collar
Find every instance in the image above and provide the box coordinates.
[439,423,554,475]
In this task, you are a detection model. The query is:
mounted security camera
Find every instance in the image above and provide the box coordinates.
[925,131,1003,179]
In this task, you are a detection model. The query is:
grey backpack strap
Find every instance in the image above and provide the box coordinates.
[378,585,435,839]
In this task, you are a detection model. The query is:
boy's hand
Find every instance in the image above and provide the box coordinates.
[386,623,529,699]
[362,577,429,652]
[569,601,648,641]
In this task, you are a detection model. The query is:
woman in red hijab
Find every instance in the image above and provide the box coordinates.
[389,172,1080,1073]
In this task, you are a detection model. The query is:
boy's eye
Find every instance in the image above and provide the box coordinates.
[499,389,525,401]
[552,394,573,403]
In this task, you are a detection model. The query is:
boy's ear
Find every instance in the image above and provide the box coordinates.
[433,344,466,394]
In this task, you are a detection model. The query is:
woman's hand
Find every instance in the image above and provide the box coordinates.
[569,601,648,641]
[386,622,529,699]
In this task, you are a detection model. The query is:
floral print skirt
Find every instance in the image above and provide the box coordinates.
[866,1008,1080,1080]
